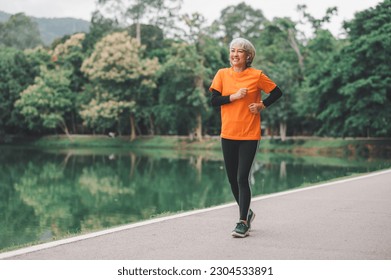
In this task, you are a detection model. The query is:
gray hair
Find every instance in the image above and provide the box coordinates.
[229,38,256,67]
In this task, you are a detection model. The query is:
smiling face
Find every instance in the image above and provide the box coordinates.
[230,46,248,71]
[229,38,256,71]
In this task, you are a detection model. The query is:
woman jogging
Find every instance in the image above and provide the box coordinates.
[209,38,283,238]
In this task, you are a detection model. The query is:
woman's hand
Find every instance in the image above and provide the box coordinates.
[230,88,248,101]
[248,102,266,114]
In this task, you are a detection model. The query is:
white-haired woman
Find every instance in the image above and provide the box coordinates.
[209,38,283,238]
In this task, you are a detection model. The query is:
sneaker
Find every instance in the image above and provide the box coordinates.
[247,209,256,230]
[231,221,250,238]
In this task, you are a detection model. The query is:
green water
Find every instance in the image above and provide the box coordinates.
[1,145,390,252]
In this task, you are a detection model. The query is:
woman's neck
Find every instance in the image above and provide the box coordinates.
[232,66,247,72]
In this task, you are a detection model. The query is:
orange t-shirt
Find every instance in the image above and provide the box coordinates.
[209,67,276,140]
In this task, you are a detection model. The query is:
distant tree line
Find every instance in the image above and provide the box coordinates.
[0,10,91,46]
[0,0,390,141]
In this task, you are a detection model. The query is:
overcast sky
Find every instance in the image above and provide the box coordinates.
[0,0,383,37]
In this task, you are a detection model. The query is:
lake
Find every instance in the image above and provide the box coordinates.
[1,145,390,252]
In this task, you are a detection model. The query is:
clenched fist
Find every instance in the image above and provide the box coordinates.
[230,88,248,101]
[248,102,266,114]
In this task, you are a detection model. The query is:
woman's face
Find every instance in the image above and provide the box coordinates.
[230,45,247,69]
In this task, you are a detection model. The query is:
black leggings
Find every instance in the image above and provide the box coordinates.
[221,138,259,221]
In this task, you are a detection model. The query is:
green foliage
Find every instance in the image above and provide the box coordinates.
[297,30,341,134]
[210,2,267,43]
[157,42,209,135]
[0,47,42,133]
[81,31,159,83]
[307,0,391,137]
[80,99,136,133]
[14,67,74,134]
[253,17,301,136]
[81,31,160,136]
[297,4,338,33]
[128,24,164,54]
[83,11,120,55]
[51,33,87,90]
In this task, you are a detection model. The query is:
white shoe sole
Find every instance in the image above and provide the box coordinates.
[231,231,249,238]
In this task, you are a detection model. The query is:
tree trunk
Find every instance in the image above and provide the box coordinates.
[280,122,287,142]
[149,114,155,136]
[130,114,136,141]
[136,22,141,43]
[195,112,203,142]
[288,29,304,76]
[71,112,76,133]
[60,120,73,142]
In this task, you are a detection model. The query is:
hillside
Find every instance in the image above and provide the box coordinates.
[0,10,90,46]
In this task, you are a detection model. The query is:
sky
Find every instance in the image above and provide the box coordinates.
[0,0,383,37]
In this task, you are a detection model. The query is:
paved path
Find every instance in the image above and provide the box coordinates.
[2,169,391,260]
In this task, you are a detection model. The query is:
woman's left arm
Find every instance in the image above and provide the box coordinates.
[249,86,283,113]
[263,86,283,107]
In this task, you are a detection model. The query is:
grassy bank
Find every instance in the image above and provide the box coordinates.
[12,135,391,158]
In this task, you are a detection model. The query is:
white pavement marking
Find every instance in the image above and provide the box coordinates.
[1,168,390,259]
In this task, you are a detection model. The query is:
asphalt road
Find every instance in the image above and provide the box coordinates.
[2,169,391,260]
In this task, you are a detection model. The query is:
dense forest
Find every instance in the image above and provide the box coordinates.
[0,0,390,141]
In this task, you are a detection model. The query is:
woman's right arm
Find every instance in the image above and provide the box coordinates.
[211,89,231,107]
[211,88,247,107]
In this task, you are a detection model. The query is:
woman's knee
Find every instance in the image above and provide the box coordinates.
[237,176,250,189]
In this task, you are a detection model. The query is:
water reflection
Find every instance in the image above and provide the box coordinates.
[0,146,390,251]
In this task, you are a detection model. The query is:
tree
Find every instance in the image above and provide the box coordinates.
[157,42,208,137]
[82,11,120,54]
[80,98,136,133]
[50,33,89,133]
[298,29,341,135]
[14,67,74,137]
[253,18,304,140]
[81,31,160,139]
[209,2,267,44]
[0,13,43,50]
[297,5,338,34]
[128,24,164,52]
[0,47,43,135]
[308,0,391,137]
[177,13,213,140]
[339,0,391,136]
[97,0,182,42]
[255,6,340,138]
